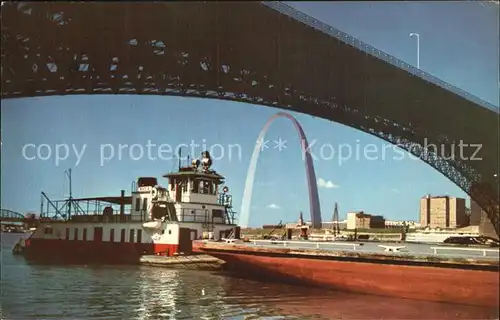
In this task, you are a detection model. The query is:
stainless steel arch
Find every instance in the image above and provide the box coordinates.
[239,112,322,228]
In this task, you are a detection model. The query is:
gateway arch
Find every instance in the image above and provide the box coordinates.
[239,112,322,228]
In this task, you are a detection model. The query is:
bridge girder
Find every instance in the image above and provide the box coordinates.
[1,2,498,235]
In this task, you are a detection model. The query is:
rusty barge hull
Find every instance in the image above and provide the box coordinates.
[198,243,499,307]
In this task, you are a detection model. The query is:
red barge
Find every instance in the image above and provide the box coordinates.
[17,151,240,263]
[197,242,499,308]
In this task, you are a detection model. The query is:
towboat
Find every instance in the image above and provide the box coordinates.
[17,151,240,264]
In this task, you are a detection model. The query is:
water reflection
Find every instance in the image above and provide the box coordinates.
[136,269,182,319]
[132,268,262,320]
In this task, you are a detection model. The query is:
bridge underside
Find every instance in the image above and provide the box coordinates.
[1,2,498,236]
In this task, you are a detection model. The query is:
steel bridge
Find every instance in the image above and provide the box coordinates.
[1,2,498,236]
[0,209,26,222]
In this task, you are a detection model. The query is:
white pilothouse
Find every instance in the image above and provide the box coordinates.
[137,150,238,240]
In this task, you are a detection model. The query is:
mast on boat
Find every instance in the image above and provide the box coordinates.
[65,168,72,220]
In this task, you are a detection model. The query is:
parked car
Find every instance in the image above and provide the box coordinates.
[443,236,499,247]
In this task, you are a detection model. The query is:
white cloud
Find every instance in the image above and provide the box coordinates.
[266,203,281,210]
[391,188,401,194]
[317,178,339,189]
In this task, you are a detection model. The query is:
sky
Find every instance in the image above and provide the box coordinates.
[1,1,499,226]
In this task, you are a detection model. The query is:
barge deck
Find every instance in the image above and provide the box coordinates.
[197,240,499,307]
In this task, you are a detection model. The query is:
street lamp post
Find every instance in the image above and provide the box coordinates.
[409,33,420,69]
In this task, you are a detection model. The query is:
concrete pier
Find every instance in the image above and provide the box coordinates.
[139,254,224,270]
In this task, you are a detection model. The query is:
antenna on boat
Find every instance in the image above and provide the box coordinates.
[65,168,72,220]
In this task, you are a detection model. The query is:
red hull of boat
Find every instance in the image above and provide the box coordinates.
[204,249,499,307]
[23,238,179,264]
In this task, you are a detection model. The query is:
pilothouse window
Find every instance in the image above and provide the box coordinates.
[212,209,224,218]
[199,180,211,194]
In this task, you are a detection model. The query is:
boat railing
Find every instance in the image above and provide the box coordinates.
[430,246,499,257]
[251,239,360,250]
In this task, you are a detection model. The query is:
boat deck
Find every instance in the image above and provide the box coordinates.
[232,240,500,261]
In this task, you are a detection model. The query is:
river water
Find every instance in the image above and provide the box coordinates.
[1,233,498,319]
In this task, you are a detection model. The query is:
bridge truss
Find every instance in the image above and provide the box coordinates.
[1,2,498,236]
[0,209,25,222]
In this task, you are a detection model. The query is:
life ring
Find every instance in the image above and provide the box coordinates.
[151,187,158,199]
